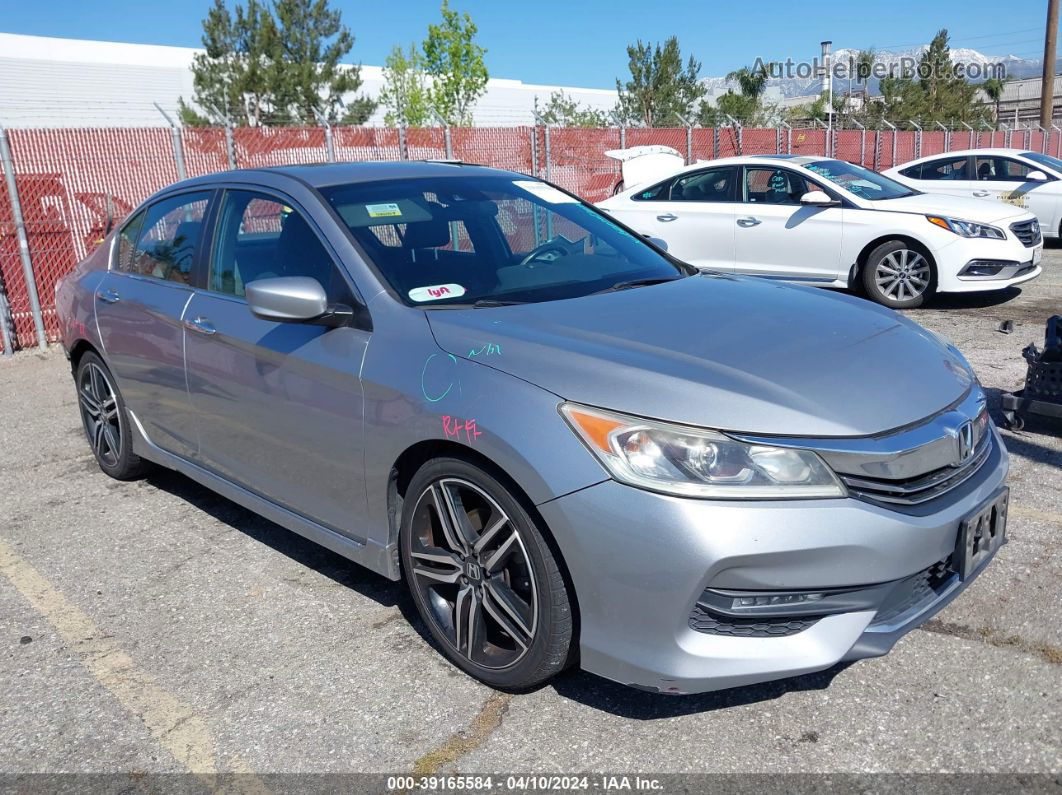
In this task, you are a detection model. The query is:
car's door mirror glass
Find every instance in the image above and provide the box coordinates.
[1026,170,1049,182]
[245,276,330,323]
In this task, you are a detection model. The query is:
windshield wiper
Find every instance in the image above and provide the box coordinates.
[472,299,528,308]
[590,276,682,295]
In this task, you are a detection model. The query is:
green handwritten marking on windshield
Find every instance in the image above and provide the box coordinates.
[468,343,502,358]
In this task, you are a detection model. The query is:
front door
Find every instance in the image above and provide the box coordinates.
[183,189,370,538]
[732,167,845,281]
[94,190,211,459]
[969,155,1058,224]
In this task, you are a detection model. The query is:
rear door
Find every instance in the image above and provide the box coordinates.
[94,190,212,459]
[182,188,370,538]
[731,166,845,281]
[605,167,737,271]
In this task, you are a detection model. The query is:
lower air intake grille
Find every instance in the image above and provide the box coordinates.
[688,605,821,637]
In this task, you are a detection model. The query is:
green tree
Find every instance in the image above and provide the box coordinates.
[697,61,776,126]
[422,0,489,125]
[615,37,706,127]
[179,0,375,127]
[380,43,432,126]
[534,91,610,127]
[982,77,1005,121]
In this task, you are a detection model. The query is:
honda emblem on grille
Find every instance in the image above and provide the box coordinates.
[956,420,975,465]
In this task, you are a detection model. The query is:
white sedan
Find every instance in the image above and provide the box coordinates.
[597,154,1042,308]
[884,147,1062,240]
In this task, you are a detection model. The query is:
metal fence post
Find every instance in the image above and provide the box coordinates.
[778,122,792,156]
[712,126,719,159]
[880,119,897,168]
[873,129,881,171]
[675,114,693,164]
[154,103,187,180]
[0,283,13,357]
[431,108,454,160]
[313,112,336,162]
[962,121,976,149]
[1053,124,1062,158]
[724,115,743,155]
[0,123,47,350]
[223,117,237,169]
[909,120,922,160]
[935,122,949,153]
[620,125,626,150]
[398,125,408,160]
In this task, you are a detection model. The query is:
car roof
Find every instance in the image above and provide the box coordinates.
[667,154,833,175]
[164,160,526,193]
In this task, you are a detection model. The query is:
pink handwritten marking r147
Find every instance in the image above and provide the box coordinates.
[442,416,482,444]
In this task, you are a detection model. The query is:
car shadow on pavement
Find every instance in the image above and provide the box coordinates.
[923,286,1025,310]
[145,468,407,610]
[548,663,853,719]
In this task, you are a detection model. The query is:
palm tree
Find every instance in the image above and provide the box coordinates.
[982,77,1004,122]
[727,63,772,98]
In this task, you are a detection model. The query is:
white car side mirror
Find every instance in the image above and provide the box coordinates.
[800,190,837,206]
[1026,170,1049,182]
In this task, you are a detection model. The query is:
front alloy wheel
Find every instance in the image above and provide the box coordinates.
[400,459,573,689]
[863,240,936,308]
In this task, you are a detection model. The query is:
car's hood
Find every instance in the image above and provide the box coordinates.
[426,276,974,437]
[875,192,1033,224]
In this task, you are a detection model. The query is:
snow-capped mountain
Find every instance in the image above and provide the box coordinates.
[702,46,1055,100]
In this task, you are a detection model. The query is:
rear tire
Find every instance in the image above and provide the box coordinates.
[861,240,936,309]
[400,457,573,690]
[75,352,151,481]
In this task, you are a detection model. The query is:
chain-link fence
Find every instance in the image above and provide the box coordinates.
[2,122,1061,354]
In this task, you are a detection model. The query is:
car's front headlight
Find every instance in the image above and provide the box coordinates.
[926,215,1006,240]
[560,404,846,499]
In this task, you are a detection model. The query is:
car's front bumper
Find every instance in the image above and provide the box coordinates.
[934,234,1043,293]
[539,427,1009,694]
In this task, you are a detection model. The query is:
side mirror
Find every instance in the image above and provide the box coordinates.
[800,190,838,206]
[1026,170,1049,182]
[641,233,669,251]
[245,276,351,327]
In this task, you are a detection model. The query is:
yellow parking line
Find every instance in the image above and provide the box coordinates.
[0,537,267,792]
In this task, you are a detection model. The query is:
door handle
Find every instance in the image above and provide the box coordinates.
[95,288,120,304]
[972,190,990,197]
[737,217,762,227]
[184,316,216,335]
[656,213,678,222]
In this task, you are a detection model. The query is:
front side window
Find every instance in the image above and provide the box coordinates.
[124,192,210,283]
[743,168,810,204]
[320,175,685,306]
[208,190,348,302]
[803,160,916,201]
[670,168,736,202]
[114,209,146,272]
[913,157,969,181]
[974,156,1032,181]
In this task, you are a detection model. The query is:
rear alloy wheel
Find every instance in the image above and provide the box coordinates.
[400,458,573,689]
[75,352,150,480]
[862,240,936,309]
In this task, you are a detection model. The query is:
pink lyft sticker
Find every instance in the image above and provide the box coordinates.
[408,283,466,302]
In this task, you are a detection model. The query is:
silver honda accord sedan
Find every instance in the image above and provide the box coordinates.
[56,161,1008,694]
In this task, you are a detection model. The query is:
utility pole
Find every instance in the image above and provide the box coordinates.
[1041,0,1060,127]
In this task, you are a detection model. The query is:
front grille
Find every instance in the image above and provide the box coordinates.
[1010,219,1042,247]
[840,432,992,506]
[688,605,821,637]
[870,557,955,627]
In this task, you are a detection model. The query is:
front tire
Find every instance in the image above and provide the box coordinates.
[862,240,936,309]
[400,457,573,690]
[75,352,150,480]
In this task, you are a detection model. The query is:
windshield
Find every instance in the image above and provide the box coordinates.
[319,175,685,306]
[1020,151,1062,173]
[802,160,917,201]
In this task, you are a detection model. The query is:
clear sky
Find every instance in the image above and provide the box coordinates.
[1,0,1057,88]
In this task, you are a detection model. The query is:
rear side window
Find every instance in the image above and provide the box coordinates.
[121,192,211,284]
[912,157,969,180]
[670,167,737,202]
[631,180,672,201]
[208,190,349,302]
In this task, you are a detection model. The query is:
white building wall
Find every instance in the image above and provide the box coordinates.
[0,32,617,128]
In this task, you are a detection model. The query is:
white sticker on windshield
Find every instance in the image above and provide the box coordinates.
[513,180,578,204]
[366,202,403,218]
[409,283,466,302]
